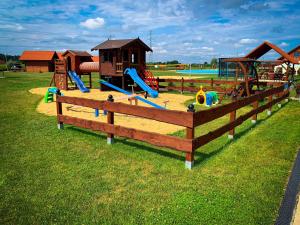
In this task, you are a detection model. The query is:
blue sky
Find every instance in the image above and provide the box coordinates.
[0,0,299,63]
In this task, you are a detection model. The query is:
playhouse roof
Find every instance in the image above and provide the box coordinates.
[56,52,64,60]
[62,50,92,57]
[245,41,298,64]
[277,45,300,61]
[19,51,57,61]
[92,56,99,62]
[91,38,152,52]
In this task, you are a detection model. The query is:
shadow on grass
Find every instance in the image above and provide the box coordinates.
[66,102,288,167]
[193,101,288,167]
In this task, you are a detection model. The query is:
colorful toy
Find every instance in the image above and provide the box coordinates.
[196,86,219,107]
[44,87,62,103]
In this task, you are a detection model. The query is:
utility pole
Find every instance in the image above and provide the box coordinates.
[4,53,8,71]
[148,30,153,63]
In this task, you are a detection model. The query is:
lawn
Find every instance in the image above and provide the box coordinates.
[0,72,300,224]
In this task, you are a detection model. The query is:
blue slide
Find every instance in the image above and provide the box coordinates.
[68,71,89,93]
[100,80,165,110]
[124,68,158,98]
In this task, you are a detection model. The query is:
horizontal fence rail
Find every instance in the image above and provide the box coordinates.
[56,84,289,169]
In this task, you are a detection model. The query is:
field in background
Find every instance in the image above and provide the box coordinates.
[1,72,300,224]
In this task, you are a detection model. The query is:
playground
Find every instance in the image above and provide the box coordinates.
[1,71,300,224]
[1,36,300,225]
[30,87,193,134]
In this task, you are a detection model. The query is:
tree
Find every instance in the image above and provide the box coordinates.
[210,58,218,68]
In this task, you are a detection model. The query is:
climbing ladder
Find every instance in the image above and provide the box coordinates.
[44,91,54,103]
[143,70,159,91]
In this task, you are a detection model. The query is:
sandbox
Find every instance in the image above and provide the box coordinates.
[30,87,194,134]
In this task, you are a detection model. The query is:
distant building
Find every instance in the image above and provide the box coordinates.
[277,45,300,74]
[19,51,58,72]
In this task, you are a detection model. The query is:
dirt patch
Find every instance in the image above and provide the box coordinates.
[29,87,194,134]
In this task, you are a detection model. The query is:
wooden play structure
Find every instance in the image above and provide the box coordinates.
[91,38,154,90]
[50,50,95,90]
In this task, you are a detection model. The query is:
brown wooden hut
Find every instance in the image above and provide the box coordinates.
[91,38,152,90]
[19,51,58,72]
[61,50,93,74]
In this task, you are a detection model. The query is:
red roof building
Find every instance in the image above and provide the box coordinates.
[19,51,58,72]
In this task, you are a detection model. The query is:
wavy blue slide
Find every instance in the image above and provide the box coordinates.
[124,68,158,98]
[68,71,89,93]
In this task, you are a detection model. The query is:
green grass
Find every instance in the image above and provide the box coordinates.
[1,72,300,224]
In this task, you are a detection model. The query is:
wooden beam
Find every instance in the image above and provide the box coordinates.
[103,101,194,128]
[58,115,193,152]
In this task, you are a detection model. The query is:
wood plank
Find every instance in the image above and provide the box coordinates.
[103,101,193,128]
[57,96,104,109]
[193,85,285,126]
[193,91,289,149]
[58,115,193,152]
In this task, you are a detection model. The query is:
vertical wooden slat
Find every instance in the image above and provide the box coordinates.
[186,104,195,169]
[228,110,236,139]
[56,95,63,129]
[107,95,114,144]
[267,95,273,115]
[251,101,259,123]
[181,77,184,94]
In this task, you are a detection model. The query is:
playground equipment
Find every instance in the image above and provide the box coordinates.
[195,86,219,107]
[44,87,62,103]
[100,79,165,110]
[124,68,158,98]
[68,71,89,93]
[143,70,159,91]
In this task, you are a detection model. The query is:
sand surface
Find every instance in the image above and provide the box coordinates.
[30,87,194,134]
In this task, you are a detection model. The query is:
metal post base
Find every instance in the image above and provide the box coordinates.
[107,137,114,145]
[228,134,234,140]
[267,110,272,116]
[278,103,282,108]
[285,98,289,102]
[57,123,64,129]
[185,160,194,170]
[251,119,257,124]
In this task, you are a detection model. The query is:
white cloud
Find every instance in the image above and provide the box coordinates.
[152,46,168,54]
[0,23,24,31]
[279,42,289,47]
[201,46,214,51]
[239,38,258,44]
[80,17,105,29]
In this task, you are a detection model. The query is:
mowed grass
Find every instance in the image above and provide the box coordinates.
[0,72,300,224]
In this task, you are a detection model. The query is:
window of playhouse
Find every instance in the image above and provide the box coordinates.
[103,52,109,62]
[294,51,300,58]
[131,53,138,64]
[123,50,128,61]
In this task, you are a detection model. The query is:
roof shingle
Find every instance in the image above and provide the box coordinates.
[19,51,57,61]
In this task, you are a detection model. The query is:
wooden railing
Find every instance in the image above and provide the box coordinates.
[157,78,243,94]
[56,85,289,169]
[116,62,123,73]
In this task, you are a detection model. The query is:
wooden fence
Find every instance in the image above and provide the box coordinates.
[157,78,243,93]
[56,85,289,169]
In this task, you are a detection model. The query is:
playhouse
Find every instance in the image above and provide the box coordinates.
[91,38,153,90]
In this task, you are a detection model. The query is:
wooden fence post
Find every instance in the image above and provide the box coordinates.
[186,104,195,169]
[107,95,114,144]
[228,110,236,139]
[181,77,184,94]
[56,90,64,129]
[267,95,273,116]
[251,101,259,124]
[157,77,159,91]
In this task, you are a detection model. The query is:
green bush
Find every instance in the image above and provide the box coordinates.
[0,64,7,71]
